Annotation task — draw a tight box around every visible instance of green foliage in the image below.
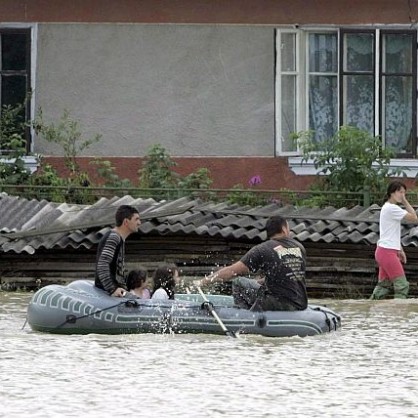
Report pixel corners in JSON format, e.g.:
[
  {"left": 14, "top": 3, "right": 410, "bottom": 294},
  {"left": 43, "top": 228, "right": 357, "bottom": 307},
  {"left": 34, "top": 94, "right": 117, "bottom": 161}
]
[
  {"left": 226, "top": 175, "right": 275, "bottom": 206},
  {"left": 29, "top": 161, "right": 64, "bottom": 186},
  {"left": 297, "top": 126, "right": 404, "bottom": 205},
  {"left": 28, "top": 161, "right": 67, "bottom": 201},
  {"left": 0, "top": 101, "right": 26, "bottom": 153},
  {"left": 177, "top": 168, "right": 213, "bottom": 190},
  {"left": 31, "top": 108, "right": 104, "bottom": 203},
  {"left": 0, "top": 156, "right": 30, "bottom": 185},
  {"left": 225, "top": 179, "right": 281, "bottom": 207},
  {"left": 276, "top": 189, "right": 298, "bottom": 206},
  {"left": 138, "top": 144, "right": 213, "bottom": 199},
  {"left": 33, "top": 108, "right": 101, "bottom": 176},
  {"left": 226, "top": 184, "right": 264, "bottom": 206},
  {"left": 138, "top": 144, "right": 179, "bottom": 189},
  {"left": 90, "top": 158, "right": 133, "bottom": 189},
  {"left": 177, "top": 168, "right": 214, "bottom": 200},
  {"left": 0, "top": 101, "right": 31, "bottom": 184}
]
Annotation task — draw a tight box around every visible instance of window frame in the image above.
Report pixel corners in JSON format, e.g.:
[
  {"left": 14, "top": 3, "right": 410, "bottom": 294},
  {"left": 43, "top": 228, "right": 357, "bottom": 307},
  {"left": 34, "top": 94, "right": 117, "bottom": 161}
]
[
  {"left": 306, "top": 29, "right": 339, "bottom": 143},
  {"left": 378, "top": 29, "right": 417, "bottom": 158},
  {"left": 339, "top": 28, "right": 376, "bottom": 137},
  {"left": 275, "top": 29, "right": 304, "bottom": 156},
  {"left": 278, "top": 26, "right": 418, "bottom": 166},
  {"left": 0, "top": 27, "right": 32, "bottom": 154}
]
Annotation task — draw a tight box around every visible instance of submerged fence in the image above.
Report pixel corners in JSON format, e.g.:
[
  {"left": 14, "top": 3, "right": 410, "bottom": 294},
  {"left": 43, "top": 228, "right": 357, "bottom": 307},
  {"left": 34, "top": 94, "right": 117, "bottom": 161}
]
[{"left": 0, "top": 184, "right": 392, "bottom": 208}]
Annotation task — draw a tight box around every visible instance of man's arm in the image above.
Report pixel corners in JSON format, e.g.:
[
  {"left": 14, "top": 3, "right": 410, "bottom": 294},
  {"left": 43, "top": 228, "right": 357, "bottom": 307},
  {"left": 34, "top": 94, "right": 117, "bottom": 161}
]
[
  {"left": 96, "top": 234, "right": 121, "bottom": 294},
  {"left": 200, "top": 261, "right": 249, "bottom": 287}
]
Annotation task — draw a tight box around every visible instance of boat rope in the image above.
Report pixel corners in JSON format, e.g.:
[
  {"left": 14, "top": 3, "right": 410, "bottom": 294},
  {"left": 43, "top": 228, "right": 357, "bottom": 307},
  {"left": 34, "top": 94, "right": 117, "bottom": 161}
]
[
  {"left": 22, "top": 299, "right": 139, "bottom": 331},
  {"left": 55, "top": 299, "right": 140, "bottom": 329},
  {"left": 55, "top": 299, "right": 203, "bottom": 331},
  {"left": 312, "top": 306, "right": 340, "bottom": 332}
]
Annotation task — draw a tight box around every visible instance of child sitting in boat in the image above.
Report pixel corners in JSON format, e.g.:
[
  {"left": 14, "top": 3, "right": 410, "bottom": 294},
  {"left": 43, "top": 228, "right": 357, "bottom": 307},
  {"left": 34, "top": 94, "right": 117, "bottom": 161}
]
[
  {"left": 151, "top": 263, "right": 179, "bottom": 300},
  {"left": 126, "top": 267, "right": 151, "bottom": 299}
]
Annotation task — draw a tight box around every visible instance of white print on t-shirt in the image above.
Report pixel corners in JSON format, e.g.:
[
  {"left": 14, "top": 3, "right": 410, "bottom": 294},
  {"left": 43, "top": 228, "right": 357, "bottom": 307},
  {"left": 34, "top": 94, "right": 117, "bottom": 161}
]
[
  {"left": 273, "top": 245, "right": 304, "bottom": 281},
  {"left": 273, "top": 245, "right": 302, "bottom": 259}
]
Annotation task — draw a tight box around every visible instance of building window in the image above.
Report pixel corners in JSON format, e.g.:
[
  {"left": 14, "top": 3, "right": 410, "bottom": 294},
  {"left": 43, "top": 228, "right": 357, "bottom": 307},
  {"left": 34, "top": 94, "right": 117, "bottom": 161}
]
[
  {"left": 276, "top": 31, "right": 300, "bottom": 153},
  {"left": 276, "top": 28, "right": 417, "bottom": 158},
  {"left": 340, "top": 30, "right": 375, "bottom": 135},
  {"left": 0, "top": 29, "right": 31, "bottom": 154},
  {"left": 380, "top": 31, "right": 416, "bottom": 157},
  {"left": 309, "top": 32, "right": 338, "bottom": 142}
]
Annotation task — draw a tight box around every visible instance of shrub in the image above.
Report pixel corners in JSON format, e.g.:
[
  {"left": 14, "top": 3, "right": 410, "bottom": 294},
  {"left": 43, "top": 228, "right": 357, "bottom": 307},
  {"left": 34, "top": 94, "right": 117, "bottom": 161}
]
[
  {"left": 138, "top": 144, "right": 179, "bottom": 189},
  {"left": 297, "top": 125, "right": 405, "bottom": 206},
  {"left": 33, "top": 108, "right": 101, "bottom": 178},
  {"left": 90, "top": 158, "right": 133, "bottom": 189},
  {"left": 138, "top": 144, "right": 213, "bottom": 199},
  {"left": 0, "top": 101, "right": 31, "bottom": 185},
  {"left": 28, "top": 161, "right": 67, "bottom": 201}
]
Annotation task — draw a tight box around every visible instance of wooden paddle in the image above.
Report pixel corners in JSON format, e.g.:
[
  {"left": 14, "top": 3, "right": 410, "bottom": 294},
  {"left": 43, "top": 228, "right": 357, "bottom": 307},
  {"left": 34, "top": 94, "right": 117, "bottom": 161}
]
[{"left": 197, "top": 286, "right": 237, "bottom": 338}]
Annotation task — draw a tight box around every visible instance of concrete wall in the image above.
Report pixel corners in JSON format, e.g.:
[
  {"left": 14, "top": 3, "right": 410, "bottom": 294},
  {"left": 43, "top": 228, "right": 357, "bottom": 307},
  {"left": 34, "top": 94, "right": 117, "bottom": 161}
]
[
  {"left": 7, "top": 0, "right": 416, "bottom": 189},
  {"left": 35, "top": 23, "right": 275, "bottom": 157}
]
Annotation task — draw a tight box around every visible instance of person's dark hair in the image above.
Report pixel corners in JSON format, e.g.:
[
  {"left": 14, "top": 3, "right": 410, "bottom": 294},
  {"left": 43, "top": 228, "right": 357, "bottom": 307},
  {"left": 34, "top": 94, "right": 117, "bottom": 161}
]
[
  {"left": 126, "top": 267, "right": 148, "bottom": 291},
  {"left": 115, "top": 205, "right": 139, "bottom": 227},
  {"left": 152, "top": 263, "right": 178, "bottom": 300},
  {"left": 265, "top": 215, "right": 288, "bottom": 239},
  {"left": 383, "top": 181, "right": 407, "bottom": 204}
]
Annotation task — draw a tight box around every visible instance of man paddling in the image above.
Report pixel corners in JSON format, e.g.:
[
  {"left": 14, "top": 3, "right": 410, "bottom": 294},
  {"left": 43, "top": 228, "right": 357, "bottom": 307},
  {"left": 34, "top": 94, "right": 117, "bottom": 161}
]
[
  {"left": 199, "top": 215, "right": 308, "bottom": 311},
  {"left": 95, "top": 205, "right": 141, "bottom": 297}
]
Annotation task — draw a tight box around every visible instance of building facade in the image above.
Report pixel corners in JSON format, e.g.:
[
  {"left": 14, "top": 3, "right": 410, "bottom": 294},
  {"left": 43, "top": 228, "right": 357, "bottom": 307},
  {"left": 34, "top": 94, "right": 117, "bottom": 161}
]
[{"left": 2, "top": 0, "right": 418, "bottom": 189}]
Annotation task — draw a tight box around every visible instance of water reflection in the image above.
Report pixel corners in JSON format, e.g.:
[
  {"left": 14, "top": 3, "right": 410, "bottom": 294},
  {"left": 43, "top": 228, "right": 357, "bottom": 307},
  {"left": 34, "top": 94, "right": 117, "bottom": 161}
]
[{"left": 1, "top": 293, "right": 418, "bottom": 417}]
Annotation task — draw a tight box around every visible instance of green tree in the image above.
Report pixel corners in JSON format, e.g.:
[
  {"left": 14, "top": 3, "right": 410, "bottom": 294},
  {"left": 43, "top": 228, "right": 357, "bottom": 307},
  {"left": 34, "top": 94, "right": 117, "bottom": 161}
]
[
  {"left": 33, "top": 109, "right": 101, "bottom": 177},
  {"left": 297, "top": 126, "right": 405, "bottom": 205},
  {"left": 32, "top": 109, "right": 102, "bottom": 203},
  {"left": 90, "top": 158, "right": 133, "bottom": 188},
  {"left": 138, "top": 144, "right": 213, "bottom": 200},
  {"left": 177, "top": 168, "right": 213, "bottom": 190},
  {"left": 138, "top": 144, "right": 179, "bottom": 189},
  {"left": 0, "top": 101, "right": 31, "bottom": 184}
]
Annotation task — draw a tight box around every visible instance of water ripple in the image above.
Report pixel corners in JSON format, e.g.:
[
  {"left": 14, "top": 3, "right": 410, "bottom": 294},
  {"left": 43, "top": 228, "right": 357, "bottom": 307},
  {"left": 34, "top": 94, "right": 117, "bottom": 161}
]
[{"left": 1, "top": 294, "right": 418, "bottom": 417}]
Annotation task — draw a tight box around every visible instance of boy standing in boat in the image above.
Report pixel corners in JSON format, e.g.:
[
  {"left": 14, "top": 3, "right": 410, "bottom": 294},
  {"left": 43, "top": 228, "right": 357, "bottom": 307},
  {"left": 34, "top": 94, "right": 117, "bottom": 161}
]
[
  {"left": 199, "top": 215, "right": 308, "bottom": 311},
  {"left": 95, "top": 205, "right": 141, "bottom": 297}
]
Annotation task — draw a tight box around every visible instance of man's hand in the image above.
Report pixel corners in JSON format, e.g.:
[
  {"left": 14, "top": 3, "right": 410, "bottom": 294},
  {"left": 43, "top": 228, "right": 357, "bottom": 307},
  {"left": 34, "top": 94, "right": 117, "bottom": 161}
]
[
  {"left": 399, "top": 250, "right": 407, "bottom": 264},
  {"left": 111, "top": 287, "right": 126, "bottom": 297},
  {"left": 192, "top": 279, "right": 203, "bottom": 288}
]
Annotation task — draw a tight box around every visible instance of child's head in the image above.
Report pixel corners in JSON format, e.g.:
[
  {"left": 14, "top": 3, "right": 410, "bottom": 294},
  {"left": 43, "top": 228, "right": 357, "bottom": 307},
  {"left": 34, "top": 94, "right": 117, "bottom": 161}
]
[
  {"left": 152, "top": 263, "right": 179, "bottom": 299},
  {"left": 126, "top": 267, "right": 148, "bottom": 291}
]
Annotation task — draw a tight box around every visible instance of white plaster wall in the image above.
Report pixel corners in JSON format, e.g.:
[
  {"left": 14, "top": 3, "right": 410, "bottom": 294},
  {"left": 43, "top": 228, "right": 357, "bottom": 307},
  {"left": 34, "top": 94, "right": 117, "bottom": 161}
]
[{"left": 34, "top": 23, "right": 275, "bottom": 157}]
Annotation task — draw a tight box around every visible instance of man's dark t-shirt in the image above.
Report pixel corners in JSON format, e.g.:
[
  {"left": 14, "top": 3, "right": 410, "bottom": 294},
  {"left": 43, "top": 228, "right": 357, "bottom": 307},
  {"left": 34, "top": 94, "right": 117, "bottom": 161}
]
[{"left": 240, "top": 237, "right": 308, "bottom": 310}]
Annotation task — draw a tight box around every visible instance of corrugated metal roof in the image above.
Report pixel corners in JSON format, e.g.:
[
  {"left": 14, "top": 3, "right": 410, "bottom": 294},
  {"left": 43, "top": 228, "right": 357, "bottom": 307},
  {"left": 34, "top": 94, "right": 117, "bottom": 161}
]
[{"left": 0, "top": 192, "right": 416, "bottom": 254}]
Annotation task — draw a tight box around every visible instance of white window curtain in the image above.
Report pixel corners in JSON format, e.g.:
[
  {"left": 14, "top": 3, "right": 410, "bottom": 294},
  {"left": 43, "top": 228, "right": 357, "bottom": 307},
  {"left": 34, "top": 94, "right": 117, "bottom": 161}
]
[
  {"left": 342, "top": 33, "right": 375, "bottom": 135},
  {"left": 308, "top": 33, "right": 338, "bottom": 141},
  {"left": 382, "top": 33, "right": 414, "bottom": 154}
]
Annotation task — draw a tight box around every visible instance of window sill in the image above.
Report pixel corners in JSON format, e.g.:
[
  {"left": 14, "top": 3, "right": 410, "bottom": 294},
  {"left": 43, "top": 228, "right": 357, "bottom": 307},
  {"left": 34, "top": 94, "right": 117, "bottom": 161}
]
[{"left": 288, "top": 157, "right": 418, "bottom": 178}]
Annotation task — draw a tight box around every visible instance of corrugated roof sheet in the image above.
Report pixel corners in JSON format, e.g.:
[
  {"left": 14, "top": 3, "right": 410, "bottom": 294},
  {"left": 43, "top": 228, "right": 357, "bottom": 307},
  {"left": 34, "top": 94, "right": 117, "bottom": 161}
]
[{"left": 0, "top": 192, "right": 417, "bottom": 254}]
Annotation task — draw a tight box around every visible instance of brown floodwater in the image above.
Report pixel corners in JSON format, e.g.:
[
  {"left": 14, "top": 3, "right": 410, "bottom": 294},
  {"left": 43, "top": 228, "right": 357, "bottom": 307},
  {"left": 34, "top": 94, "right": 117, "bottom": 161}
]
[{"left": 1, "top": 292, "right": 418, "bottom": 417}]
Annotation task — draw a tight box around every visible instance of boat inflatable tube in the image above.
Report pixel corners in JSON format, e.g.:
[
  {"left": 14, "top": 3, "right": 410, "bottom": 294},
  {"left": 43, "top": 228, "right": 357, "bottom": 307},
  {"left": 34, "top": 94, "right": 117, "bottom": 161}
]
[{"left": 26, "top": 280, "right": 341, "bottom": 337}]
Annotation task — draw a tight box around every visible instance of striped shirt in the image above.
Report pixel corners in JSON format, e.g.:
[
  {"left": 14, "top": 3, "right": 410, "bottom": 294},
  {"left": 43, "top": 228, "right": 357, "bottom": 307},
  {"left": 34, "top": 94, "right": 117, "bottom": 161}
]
[{"left": 94, "top": 230, "right": 126, "bottom": 294}]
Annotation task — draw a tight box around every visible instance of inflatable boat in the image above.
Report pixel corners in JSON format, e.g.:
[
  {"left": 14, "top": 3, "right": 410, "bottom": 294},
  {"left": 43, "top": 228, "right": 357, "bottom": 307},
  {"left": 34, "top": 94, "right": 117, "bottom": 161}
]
[{"left": 26, "top": 280, "right": 341, "bottom": 337}]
